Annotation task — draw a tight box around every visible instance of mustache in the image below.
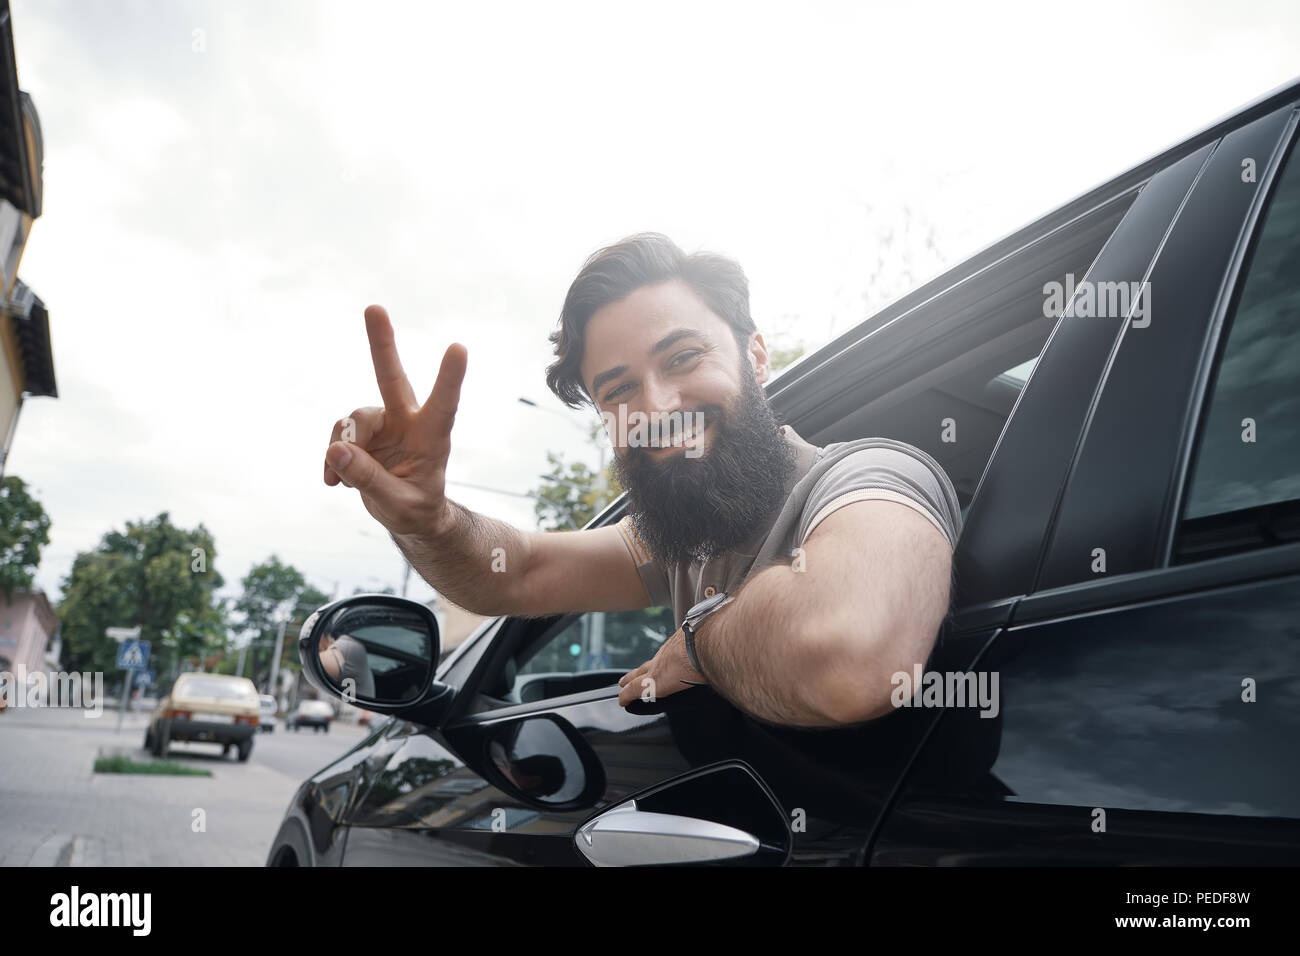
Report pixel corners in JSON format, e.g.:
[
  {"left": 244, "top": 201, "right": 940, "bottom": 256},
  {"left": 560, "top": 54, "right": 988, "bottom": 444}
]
[{"left": 619, "top": 405, "right": 723, "bottom": 460}]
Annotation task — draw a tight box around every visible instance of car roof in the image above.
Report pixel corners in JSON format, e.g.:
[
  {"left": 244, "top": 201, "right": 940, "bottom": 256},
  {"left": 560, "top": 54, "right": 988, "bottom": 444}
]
[{"left": 766, "top": 74, "right": 1300, "bottom": 399}]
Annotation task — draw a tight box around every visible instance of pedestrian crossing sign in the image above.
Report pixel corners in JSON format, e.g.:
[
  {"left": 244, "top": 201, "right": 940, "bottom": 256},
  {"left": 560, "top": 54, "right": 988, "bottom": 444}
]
[{"left": 116, "top": 640, "right": 151, "bottom": 670}]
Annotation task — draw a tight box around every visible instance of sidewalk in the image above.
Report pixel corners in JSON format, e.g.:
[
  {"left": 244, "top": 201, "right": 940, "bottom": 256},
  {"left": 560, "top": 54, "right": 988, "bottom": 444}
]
[{"left": 0, "top": 706, "right": 314, "bottom": 866}]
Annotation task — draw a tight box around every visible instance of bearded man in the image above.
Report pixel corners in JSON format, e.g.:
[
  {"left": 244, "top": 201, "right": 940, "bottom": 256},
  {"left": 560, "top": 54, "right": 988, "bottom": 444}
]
[{"left": 323, "top": 233, "right": 960, "bottom": 727}]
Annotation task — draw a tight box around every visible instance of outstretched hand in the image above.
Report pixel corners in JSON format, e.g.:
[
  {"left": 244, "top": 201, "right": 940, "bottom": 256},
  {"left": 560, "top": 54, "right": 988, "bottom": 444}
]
[{"left": 323, "top": 305, "right": 467, "bottom": 539}]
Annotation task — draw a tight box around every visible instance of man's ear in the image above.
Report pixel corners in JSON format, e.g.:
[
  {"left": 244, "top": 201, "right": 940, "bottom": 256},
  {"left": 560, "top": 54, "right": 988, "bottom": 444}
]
[{"left": 748, "top": 332, "right": 771, "bottom": 384}]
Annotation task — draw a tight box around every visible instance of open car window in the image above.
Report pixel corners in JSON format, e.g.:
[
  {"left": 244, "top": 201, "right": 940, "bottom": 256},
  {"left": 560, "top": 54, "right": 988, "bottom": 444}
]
[{"left": 476, "top": 603, "right": 674, "bottom": 708}]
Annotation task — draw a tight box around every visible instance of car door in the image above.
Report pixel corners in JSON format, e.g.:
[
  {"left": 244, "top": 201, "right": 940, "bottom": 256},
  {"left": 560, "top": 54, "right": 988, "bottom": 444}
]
[{"left": 870, "top": 100, "right": 1300, "bottom": 865}]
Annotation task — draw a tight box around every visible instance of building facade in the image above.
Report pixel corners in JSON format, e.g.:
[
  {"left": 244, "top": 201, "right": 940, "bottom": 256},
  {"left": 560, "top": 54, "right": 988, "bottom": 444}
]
[
  {"left": 0, "top": 4, "right": 52, "bottom": 473},
  {"left": 0, "top": 588, "right": 56, "bottom": 675}
]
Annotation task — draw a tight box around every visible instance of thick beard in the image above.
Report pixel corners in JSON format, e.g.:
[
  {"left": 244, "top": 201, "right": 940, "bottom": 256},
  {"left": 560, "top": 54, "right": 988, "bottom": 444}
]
[{"left": 613, "top": 363, "right": 797, "bottom": 567}]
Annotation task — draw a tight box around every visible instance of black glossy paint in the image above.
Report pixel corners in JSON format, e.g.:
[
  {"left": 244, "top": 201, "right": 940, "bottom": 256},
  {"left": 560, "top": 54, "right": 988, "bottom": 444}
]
[{"left": 872, "top": 568, "right": 1300, "bottom": 865}]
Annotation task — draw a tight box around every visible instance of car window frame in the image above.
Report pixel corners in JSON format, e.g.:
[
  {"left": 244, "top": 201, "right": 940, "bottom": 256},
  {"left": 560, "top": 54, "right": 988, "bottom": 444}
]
[
  {"left": 1029, "top": 102, "right": 1300, "bottom": 597},
  {"left": 1167, "top": 111, "right": 1300, "bottom": 564},
  {"left": 1013, "top": 102, "right": 1300, "bottom": 626},
  {"left": 948, "top": 163, "right": 1198, "bottom": 615}
]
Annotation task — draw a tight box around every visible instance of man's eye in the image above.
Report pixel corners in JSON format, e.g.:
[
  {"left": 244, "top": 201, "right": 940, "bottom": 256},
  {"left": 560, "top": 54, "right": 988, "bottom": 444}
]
[{"left": 669, "top": 349, "right": 701, "bottom": 368}]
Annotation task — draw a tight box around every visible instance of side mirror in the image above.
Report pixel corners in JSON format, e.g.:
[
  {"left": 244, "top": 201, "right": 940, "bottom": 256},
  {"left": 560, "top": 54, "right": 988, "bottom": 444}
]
[{"left": 298, "top": 594, "right": 455, "bottom": 724}]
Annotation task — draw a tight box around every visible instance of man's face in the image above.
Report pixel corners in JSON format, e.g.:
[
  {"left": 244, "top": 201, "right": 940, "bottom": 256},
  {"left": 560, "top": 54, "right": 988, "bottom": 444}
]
[
  {"left": 581, "top": 279, "right": 764, "bottom": 457},
  {"left": 579, "top": 279, "right": 796, "bottom": 566}
]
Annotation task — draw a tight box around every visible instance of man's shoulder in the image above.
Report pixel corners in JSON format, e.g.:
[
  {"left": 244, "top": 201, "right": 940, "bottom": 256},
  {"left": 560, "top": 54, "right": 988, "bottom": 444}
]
[{"left": 792, "top": 435, "right": 963, "bottom": 549}]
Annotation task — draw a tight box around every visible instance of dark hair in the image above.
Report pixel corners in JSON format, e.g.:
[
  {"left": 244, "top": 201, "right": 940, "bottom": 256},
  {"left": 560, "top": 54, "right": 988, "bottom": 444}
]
[{"left": 545, "top": 232, "right": 757, "bottom": 408}]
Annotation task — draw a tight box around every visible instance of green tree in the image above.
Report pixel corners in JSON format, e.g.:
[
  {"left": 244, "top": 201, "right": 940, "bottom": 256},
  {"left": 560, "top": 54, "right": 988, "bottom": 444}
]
[
  {"left": 58, "top": 513, "right": 225, "bottom": 679},
  {"left": 232, "top": 556, "right": 329, "bottom": 691},
  {"left": 768, "top": 342, "right": 806, "bottom": 373},
  {"left": 533, "top": 450, "right": 622, "bottom": 531},
  {"left": 0, "top": 475, "right": 52, "bottom": 601}
]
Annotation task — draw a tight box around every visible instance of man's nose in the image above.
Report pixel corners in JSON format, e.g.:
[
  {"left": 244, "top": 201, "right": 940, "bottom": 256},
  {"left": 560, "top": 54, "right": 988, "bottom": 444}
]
[{"left": 639, "top": 371, "right": 683, "bottom": 418}]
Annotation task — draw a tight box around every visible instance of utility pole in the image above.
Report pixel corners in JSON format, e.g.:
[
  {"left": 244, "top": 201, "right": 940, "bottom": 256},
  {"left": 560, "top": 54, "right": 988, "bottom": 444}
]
[{"left": 267, "top": 616, "right": 288, "bottom": 697}]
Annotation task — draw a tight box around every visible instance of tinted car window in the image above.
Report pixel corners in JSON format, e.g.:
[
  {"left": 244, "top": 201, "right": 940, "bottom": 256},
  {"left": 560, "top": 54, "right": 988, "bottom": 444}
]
[
  {"left": 515, "top": 606, "right": 673, "bottom": 684},
  {"left": 1178, "top": 136, "right": 1300, "bottom": 560}
]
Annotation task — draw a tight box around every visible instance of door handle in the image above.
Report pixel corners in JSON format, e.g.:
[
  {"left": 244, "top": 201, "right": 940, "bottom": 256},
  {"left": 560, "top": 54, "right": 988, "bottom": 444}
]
[{"left": 575, "top": 799, "right": 761, "bottom": 866}]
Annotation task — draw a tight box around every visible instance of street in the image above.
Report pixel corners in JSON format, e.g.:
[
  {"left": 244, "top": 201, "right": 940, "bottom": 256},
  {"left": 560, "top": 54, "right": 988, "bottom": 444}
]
[{"left": 0, "top": 704, "right": 371, "bottom": 866}]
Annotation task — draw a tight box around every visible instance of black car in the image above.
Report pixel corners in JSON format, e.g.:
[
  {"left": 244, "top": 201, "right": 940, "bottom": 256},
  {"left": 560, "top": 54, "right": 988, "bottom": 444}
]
[{"left": 268, "top": 78, "right": 1300, "bottom": 866}]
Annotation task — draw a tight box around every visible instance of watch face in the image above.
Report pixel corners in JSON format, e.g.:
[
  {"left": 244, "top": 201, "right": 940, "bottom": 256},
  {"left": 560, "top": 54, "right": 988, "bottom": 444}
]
[{"left": 687, "top": 592, "right": 728, "bottom": 620}]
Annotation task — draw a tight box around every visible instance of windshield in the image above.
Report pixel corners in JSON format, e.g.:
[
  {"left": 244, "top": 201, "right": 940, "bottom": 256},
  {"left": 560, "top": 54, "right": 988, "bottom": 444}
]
[{"left": 177, "top": 677, "right": 257, "bottom": 700}]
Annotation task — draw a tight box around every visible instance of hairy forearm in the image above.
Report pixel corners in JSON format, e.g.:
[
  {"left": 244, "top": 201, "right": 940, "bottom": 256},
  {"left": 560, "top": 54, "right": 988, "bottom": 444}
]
[
  {"left": 692, "top": 506, "right": 953, "bottom": 729},
  {"left": 692, "top": 562, "right": 854, "bottom": 728},
  {"left": 390, "top": 498, "right": 532, "bottom": 617}
]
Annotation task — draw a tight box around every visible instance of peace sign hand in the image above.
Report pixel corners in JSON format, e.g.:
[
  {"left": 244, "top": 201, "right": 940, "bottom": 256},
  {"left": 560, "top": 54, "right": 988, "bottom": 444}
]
[{"left": 324, "top": 305, "right": 466, "bottom": 540}]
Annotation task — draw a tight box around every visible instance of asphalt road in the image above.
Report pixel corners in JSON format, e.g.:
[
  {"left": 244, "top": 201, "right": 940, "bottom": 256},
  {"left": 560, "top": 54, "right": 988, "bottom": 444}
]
[
  {"left": 159, "top": 715, "right": 374, "bottom": 782},
  {"left": 0, "top": 705, "right": 376, "bottom": 866}
]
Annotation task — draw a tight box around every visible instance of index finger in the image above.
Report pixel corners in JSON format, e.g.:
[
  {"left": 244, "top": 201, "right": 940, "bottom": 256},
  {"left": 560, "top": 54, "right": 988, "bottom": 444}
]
[{"left": 364, "top": 305, "right": 419, "bottom": 410}]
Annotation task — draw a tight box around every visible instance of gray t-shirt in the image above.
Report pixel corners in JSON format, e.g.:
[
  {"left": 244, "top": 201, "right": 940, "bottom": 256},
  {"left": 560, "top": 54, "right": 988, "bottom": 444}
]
[
  {"left": 617, "top": 425, "right": 963, "bottom": 627},
  {"left": 333, "top": 634, "right": 375, "bottom": 699}
]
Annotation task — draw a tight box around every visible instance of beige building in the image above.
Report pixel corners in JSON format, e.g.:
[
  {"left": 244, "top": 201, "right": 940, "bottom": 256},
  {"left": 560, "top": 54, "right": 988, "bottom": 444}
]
[
  {"left": 0, "top": 588, "right": 56, "bottom": 674},
  {"left": 0, "top": 12, "right": 52, "bottom": 473}
]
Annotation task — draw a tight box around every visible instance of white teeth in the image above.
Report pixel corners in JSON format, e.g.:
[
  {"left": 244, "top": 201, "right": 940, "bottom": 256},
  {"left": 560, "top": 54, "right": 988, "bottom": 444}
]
[{"left": 651, "top": 422, "right": 702, "bottom": 448}]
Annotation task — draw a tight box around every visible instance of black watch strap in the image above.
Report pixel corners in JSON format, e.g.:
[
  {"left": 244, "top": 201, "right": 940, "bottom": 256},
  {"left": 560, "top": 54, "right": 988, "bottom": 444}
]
[
  {"left": 682, "top": 593, "right": 733, "bottom": 680},
  {"left": 683, "top": 619, "right": 707, "bottom": 678}
]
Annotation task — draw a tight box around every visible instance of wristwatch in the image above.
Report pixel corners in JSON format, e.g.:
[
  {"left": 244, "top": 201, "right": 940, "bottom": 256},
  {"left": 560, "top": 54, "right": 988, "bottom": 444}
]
[{"left": 681, "top": 591, "right": 733, "bottom": 682}]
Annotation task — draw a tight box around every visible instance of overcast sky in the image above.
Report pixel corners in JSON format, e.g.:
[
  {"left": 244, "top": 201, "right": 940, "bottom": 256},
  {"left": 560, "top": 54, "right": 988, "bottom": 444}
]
[{"left": 9, "top": 0, "right": 1300, "bottom": 617}]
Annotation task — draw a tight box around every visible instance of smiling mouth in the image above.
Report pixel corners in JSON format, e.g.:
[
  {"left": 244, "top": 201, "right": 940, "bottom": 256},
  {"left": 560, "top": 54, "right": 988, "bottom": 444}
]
[{"left": 646, "top": 420, "right": 708, "bottom": 452}]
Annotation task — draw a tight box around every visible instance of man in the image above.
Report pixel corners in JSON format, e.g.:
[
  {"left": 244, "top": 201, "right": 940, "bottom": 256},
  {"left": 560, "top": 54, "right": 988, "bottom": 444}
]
[
  {"left": 318, "top": 630, "right": 376, "bottom": 701},
  {"left": 323, "top": 233, "right": 960, "bottom": 728}
]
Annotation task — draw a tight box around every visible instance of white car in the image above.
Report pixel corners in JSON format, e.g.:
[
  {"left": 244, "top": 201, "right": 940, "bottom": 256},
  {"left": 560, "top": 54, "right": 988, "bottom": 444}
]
[
  {"left": 287, "top": 699, "right": 333, "bottom": 732},
  {"left": 258, "top": 695, "right": 278, "bottom": 733}
]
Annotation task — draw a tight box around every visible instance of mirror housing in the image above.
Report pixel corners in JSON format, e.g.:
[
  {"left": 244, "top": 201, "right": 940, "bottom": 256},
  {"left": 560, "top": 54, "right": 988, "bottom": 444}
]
[{"left": 298, "top": 594, "right": 455, "bottom": 726}]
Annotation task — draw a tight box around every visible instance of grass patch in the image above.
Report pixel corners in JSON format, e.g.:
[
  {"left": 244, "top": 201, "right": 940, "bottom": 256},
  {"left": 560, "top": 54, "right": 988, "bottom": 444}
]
[{"left": 94, "top": 754, "right": 212, "bottom": 777}]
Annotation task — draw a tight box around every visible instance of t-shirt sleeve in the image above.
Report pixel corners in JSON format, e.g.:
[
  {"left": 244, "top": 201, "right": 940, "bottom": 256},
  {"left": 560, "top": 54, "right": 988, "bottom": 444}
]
[
  {"left": 616, "top": 516, "right": 673, "bottom": 608},
  {"left": 795, "top": 442, "right": 963, "bottom": 550},
  {"left": 337, "top": 636, "right": 364, "bottom": 671}
]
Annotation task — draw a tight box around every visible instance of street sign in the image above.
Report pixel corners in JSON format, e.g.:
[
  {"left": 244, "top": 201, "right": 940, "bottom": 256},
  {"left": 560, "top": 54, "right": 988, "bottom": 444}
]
[
  {"left": 135, "top": 669, "right": 154, "bottom": 687},
  {"left": 116, "top": 640, "right": 151, "bottom": 670},
  {"left": 105, "top": 626, "right": 142, "bottom": 643}
]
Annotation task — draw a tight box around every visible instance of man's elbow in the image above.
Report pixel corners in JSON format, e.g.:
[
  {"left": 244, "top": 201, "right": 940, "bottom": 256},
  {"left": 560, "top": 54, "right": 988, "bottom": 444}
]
[
  {"left": 816, "top": 676, "right": 898, "bottom": 726},
  {"left": 809, "top": 617, "right": 938, "bottom": 726}
]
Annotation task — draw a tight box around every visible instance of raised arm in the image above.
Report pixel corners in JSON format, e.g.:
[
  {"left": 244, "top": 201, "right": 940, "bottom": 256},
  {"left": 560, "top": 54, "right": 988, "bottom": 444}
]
[{"left": 323, "top": 306, "right": 649, "bottom": 618}]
